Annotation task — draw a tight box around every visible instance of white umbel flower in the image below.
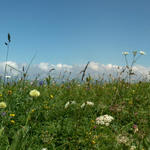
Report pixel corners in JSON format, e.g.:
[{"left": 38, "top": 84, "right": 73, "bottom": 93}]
[
  {"left": 96, "top": 114, "right": 114, "bottom": 126},
  {"left": 139, "top": 51, "right": 146, "bottom": 55},
  {"left": 122, "top": 52, "right": 129, "bottom": 55},
  {"left": 130, "top": 145, "right": 136, "bottom": 150}
]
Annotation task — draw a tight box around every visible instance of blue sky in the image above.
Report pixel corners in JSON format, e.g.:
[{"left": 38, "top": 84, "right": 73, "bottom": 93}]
[{"left": 0, "top": 0, "right": 150, "bottom": 67}]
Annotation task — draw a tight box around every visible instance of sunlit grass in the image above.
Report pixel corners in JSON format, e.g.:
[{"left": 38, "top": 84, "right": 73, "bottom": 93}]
[
  {"left": 0, "top": 77, "right": 149, "bottom": 150},
  {"left": 0, "top": 34, "right": 149, "bottom": 149}
]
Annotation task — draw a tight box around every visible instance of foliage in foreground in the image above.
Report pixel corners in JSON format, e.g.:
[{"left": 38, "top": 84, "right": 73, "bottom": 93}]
[{"left": 0, "top": 78, "right": 150, "bottom": 150}]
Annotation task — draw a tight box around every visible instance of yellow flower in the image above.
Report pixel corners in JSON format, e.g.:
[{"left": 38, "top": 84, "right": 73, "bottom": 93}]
[
  {"left": 91, "top": 120, "right": 95, "bottom": 123},
  {"left": 0, "top": 102, "right": 7, "bottom": 108},
  {"left": 50, "top": 95, "right": 53, "bottom": 98},
  {"left": 10, "top": 114, "right": 15, "bottom": 117},
  {"left": 31, "top": 109, "right": 35, "bottom": 113},
  {"left": 10, "top": 120, "right": 15, "bottom": 124},
  {"left": 128, "top": 100, "right": 133, "bottom": 105},
  {"left": 29, "top": 89, "right": 40, "bottom": 97},
  {"left": 8, "top": 90, "right": 12, "bottom": 95},
  {"left": 0, "top": 94, "right": 2, "bottom": 97},
  {"left": 91, "top": 140, "right": 96, "bottom": 144}
]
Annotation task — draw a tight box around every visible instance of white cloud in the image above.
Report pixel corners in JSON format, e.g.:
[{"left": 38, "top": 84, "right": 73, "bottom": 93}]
[
  {"left": 89, "top": 62, "right": 99, "bottom": 71},
  {"left": 0, "top": 61, "right": 149, "bottom": 81},
  {"left": 38, "top": 62, "right": 49, "bottom": 71}
]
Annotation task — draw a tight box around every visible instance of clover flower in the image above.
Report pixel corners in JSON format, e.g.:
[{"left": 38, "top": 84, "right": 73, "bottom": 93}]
[
  {"left": 29, "top": 89, "right": 40, "bottom": 97},
  {"left": 96, "top": 114, "right": 114, "bottom": 126},
  {"left": 81, "top": 102, "right": 86, "bottom": 108},
  {"left": 0, "top": 102, "right": 7, "bottom": 108}
]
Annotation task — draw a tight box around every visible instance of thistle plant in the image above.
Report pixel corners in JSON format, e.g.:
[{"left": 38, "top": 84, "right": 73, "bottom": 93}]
[{"left": 122, "top": 50, "right": 146, "bottom": 82}]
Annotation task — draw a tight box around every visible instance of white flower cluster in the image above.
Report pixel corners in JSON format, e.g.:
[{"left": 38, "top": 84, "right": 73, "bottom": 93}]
[
  {"left": 96, "top": 114, "right": 114, "bottom": 126},
  {"left": 122, "top": 50, "right": 146, "bottom": 56},
  {"left": 130, "top": 145, "right": 136, "bottom": 150},
  {"left": 81, "top": 101, "right": 94, "bottom": 108},
  {"left": 116, "top": 134, "right": 129, "bottom": 145},
  {"left": 65, "top": 101, "right": 76, "bottom": 109}
]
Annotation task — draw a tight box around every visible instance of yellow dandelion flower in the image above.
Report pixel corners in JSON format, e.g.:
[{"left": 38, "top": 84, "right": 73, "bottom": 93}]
[
  {"left": 10, "top": 120, "right": 15, "bottom": 124},
  {"left": 50, "top": 94, "right": 54, "bottom": 99},
  {"left": 10, "top": 114, "right": 15, "bottom": 117},
  {"left": 0, "top": 102, "right": 7, "bottom": 108}
]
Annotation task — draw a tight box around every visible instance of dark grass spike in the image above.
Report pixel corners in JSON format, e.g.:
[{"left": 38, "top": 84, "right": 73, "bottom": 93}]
[
  {"left": 49, "top": 68, "right": 55, "bottom": 73},
  {"left": 8, "top": 33, "right": 11, "bottom": 43},
  {"left": 80, "top": 61, "right": 90, "bottom": 81}
]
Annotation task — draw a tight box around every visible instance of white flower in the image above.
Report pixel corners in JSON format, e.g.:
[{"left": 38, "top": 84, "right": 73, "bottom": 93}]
[
  {"left": 96, "top": 114, "right": 114, "bottom": 126},
  {"left": 122, "top": 52, "right": 129, "bottom": 55},
  {"left": 71, "top": 101, "right": 76, "bottom": 105},
  {"left": 81, "top": 102, "right": 86, "bottom": 108},
  {"left": 117, "top": 134, "right": 129, "bottom": 144},
  {"left": 86, "top": 101, "right": 94, "bottom": 106},
  {"left": 139, "top": 51, "right": 146, "bottom": 55},
  {"left": 41, "top": 148, "right": 47, "bottom": 150},
  {"left": 29, "top": 89, "right": 40, "bottom": 97},
  {"left": 65, "top": 101, "right": 76, "bottom": 109},
  {"left": 0, "top": 102, "right": 7, "bottom": 108},
  {"left": 65, "top": 101, "right": 70, "bottom": 109},
  {"left": 5, "top": 75, "right": 11, "bottom": 79},
  {"left": 130, "top": 145, "right": 136, "bottom": 150}
]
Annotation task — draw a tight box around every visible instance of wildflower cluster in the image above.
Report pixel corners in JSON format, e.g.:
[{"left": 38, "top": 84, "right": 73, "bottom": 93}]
[
  {"left": 96, "top": 114, "right": 114, "bottom": 126},
  {"left": 65, "top": 101, "right": 76, "bottom": 109},
  {"left": 81, "top": 101, "right": 94, "bottom": 108}
]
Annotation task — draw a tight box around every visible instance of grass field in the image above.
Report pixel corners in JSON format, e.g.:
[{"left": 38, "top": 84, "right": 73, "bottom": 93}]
[
  {"left": 0, "top": 77, "right": 150, "bottom": 150},
  {"left": 0, "top": 35, "right": 149, "bottom": 149}
]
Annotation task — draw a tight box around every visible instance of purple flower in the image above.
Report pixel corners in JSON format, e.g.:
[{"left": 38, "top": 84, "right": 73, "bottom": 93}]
[
  {"left": 1, "top": 112, "right": 6, "bottom": 116},
  {"left": 39, "top": 80, "right": 44, "bottom": 86}
]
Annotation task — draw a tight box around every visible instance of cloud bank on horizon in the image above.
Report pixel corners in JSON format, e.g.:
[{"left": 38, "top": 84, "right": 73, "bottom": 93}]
[{"left": 1, "top": 61, "right": 150, "bottom": 82}]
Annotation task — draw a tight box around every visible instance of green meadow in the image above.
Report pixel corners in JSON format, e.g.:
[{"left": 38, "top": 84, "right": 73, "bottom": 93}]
[
  {"left": 0, "top": 34, "right": 149, "bottom": 150},
  {"left": 0, "top": 76, "right": 150, "bottom": 150}
]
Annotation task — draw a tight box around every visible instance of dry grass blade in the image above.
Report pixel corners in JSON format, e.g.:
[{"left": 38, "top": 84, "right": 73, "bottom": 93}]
[{"left": 80, "top": 61, "right": 90, "bottom": 81}]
